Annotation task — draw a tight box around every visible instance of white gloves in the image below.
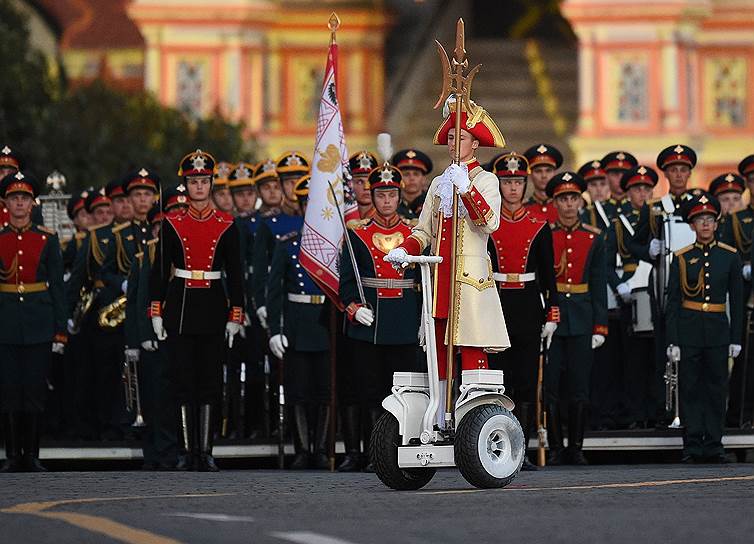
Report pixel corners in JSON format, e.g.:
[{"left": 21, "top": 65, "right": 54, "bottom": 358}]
[
  {"left": 591, "top": 334, "right": 605, "bottom": 350},
  {"left": 269, "top": 334, "right": 288, "bottom": 359},
  {"left": 151, "top": 316, "right": 167, "bottom": 341},
  {"left": 355, "top": 307, "right": 374, "bottom": 327},
  {"left": 541, "top": 321, "right": 557, "bottom": 348},
  {"left": 384, "top": 248, "right": 409, "bottom": 270},
  {"left": 141, "top": 340, "right": 158, "bottom": 352},
  {"left": 256, "top": 306, "right": 268, "bottom": 329},
  {"left": 66, "top": 318, "right": 77, "bottom": 335},
  {"left": 616, "top": 282, "right": 632, "bottom": 303},
  {"left": 121, "top": 280, "right": 128, "bottom": 294},
  {"left": 444, "top": 163, "right": 470, "bottom": 194},
  {"left": 743, "top": 264, "right": 752, "bottom": 281},
  {"left": 52, "top": 342, "right": 65, "bottom": 355},
  {"left": 729, "top": 344, "right": 742, "bottom": 358},
  {"left": 649, "top": 238, "right": 663, "bottom": 259},
  {"left": 667, "top": 345, "right": 681, "bottom": 363},
  {"left": 225, "top": 321, "right": 242, "bottom": 348},
  {"left": 124, "top": 348, "right": 140, "bottom": 363}
]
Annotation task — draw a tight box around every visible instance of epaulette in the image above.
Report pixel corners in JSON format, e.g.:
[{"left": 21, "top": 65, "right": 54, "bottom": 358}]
[
  {"left": 36, "top": 225, "right": 56, "bottom": 235},
  {"left": 135, "top": 251, "right": 144, "bottom": 260},
  {"left": 75, "top": 231, "right": 87, "bottom": 240},
  {"left": 582, "top": 223, "right": 602, "bottom": 235},
  {"left": 674, "top": 244, "right": 694, "bottom": 257},
  {"left": 279, "top": 231, "right": 298, "bottom": 242},
  {"left": 146, "top": 238, "right": 159, "bottom": 246},
  {"left": 112, "top": 221, "right": 131, "bottom": 234},
  {"left": 608, "top": 198, "right": 617, "bottom": 205},
  {"left": 400, "top": 217, "right": 414, "bottom": 226},
  {"left": 346, "top": 218, "right": 370, "bottom": 230},
  {"left": 718, "top": 241, "right": 737, "bottom": 253}
]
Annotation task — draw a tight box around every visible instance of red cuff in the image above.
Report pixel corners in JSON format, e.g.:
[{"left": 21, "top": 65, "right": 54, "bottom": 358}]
[
  {"left": 53, "top": 333, "right": 68, "bottom": 344},
  {"left": 345, "top": 302, "right": 363, "bottom": 323},
  {"left": 593, "top": 325, "right": 608, "bottom": 336},
  {"left": 228, "top": 306, "right": 244, "bottom": 324},
  {"left": 460, "top": 184, "right": 494, "bottom": 226},
  {"left": 546, "top": 306, "right": 560, "bottom": 323},
  {"left": 400, "top": 235, "right": 422, "bottom": 256},
  {"left": 148, "top": 301, "right": 162, "bottom": 318}
]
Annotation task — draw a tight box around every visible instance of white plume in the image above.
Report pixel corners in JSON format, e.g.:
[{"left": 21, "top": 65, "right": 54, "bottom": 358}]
[{"left": 377, "top": 133, "right": 393, "bottom": 164}]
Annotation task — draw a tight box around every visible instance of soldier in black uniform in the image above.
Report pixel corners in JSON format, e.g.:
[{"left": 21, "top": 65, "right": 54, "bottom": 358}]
[
  {"left": 0, "top": 172, "right": 67, "bottom": 472},
  {"left": 267, "top": 175, "right": 332, "bottom": 469},
  {"left": 487, "top": 152, "right": 559, "bottom": 470},
  {"left": 392, "top": 148, "right": 432, "bottom": 220},
  {"left": 666, "top": 192, "right": 743, "bottom": 462},
  {"left": 149, "top": 150, "right": 244, "bottom": 472},
  {"left": 211, "top": 161, "right": 235, "bottom": 214}
]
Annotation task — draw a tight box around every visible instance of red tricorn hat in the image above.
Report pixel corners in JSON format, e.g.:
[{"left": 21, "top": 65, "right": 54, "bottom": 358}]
[{"left": 433, "top": 99, "right": 505, "bottom": 148}]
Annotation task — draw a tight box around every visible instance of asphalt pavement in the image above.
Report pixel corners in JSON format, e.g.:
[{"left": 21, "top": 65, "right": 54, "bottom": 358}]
[{"left": 1, "top": 464, "right": 753, "bottom": 544}]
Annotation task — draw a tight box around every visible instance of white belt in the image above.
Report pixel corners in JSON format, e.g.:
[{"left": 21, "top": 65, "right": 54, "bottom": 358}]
[
  {"left": 175, "top": 268, "right": 222, "bottom": 280},
  {"left": 287, "top": 293, "right": 326, "bottom": 304},
  {"left": 361, "top": 277, "right": 415, "bottom": 289},
  {"left": 493, "top": 272, "right": 536, "bottom": 283}
]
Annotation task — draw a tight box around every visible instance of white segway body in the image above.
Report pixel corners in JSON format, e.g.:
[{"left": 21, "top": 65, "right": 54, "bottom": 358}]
[{"left": 371, "top": 256, "right": 525, "bottom": 490}]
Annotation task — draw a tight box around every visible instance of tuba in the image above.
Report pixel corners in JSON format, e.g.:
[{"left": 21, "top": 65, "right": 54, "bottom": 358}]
[{"left": 98, "top": 295, "right": 127, "bottom": 330}]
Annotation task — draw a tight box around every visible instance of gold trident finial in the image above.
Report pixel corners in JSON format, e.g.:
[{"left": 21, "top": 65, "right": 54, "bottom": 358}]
[
  {"left": 433, "top": 19, "right": 481, "bottom": 114},
  {"left": 329, "top": 12, "right": 341, "bottom": 45}
]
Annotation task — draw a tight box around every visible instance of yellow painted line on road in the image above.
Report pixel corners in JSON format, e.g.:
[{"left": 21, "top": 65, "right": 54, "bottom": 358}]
[
  {"left": 419, "top": 474, "right": 754, "bottom": 495},
  {"left": 1, "top": 492, "right": 235, "bottom": 544}
]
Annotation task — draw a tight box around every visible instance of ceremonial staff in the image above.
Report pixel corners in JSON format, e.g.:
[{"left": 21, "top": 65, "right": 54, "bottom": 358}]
[{"left": 434, "top": 19, "right": 481, "bottom": 426}]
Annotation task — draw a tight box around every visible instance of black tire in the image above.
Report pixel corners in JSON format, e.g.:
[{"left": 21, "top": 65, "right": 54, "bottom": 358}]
[
  {"left": 455, "top": 404, "right": 524, "bottom": 489},
  {"left": 370, "top": 412, "right": 436, "bottom": 491}
]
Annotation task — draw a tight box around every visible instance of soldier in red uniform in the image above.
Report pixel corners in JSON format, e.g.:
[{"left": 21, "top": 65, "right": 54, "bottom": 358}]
[
  {"left": 149, "top": 150, "right": 245, "bottom": 472},
  {"left": 488, "top": 152, "right": 559, "bottom": 471},
  {"left": 0, "top": 172, "right": 67, "bottom": 472},
  {"left": 339, "top": 163, "right": 419, "bottom": 471},
  {"left": 523, "top": 143, "right": 563, "bottom": 223},
  {"left": 0, "top": 146, "right": 22, "bottom": 227},
  {"left": 544, "top": 172, "right": 608, "bottom": 465},
  {"left": 347, "top": 151, "right": 379, "bottom": 224}
]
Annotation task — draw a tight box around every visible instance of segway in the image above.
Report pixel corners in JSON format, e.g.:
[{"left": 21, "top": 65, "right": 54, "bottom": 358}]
[{"left": 370, "top": 254, "right": 525, "bottom": 490}]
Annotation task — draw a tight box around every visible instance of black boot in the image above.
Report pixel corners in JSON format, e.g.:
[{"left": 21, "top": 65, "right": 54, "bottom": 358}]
[
  {"left": 175, "top": 404, "right": 195, "bottom": 471},
  {"left": 290, "top": 404, "right": 310, "bottom": 469},
  {"left": 362, "top": 407, "right": 382, "bottom": 472},
  {"left": 23, "top": 413, "right": 47, "bottom": 472},
  {"left": 337, "top": 405, "right": 362, "bottom": 472},
  {"left": 312, "top": 405, "right": 331, "bottom": 470},
  {"left": 0, "top": 413, "right": 23, "bottom": 473},
  {"left": 197, "top": 404, "right": 219, "bottom": 472},
  {"left": 517, "top": 402, "right": 539, "bottom": 471},
  {"left": 545, "top": 402, "right": 565, "bottom": 465},
  {"left": 568, "top": 402, "right": 589, "bottom": 466}
]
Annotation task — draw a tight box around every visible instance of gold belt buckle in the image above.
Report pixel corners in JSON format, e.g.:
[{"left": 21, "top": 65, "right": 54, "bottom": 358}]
[
  {"left": 17, "top": 284, "right": 25, "bottom": 294},
  {"left": 702, "top": 302, "right": 709, "bottom": 312},
  {"left": 313, "top": 295, "right": 324, "bottom": 304},
  {"left": 191, "top": 270, "right": 203, "bottom": 280},
  {"left": 506, "top": 273, "right": 519, "bottom": 282}
]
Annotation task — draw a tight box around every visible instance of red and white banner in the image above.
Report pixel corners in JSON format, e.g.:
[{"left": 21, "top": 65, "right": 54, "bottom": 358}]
[{"left": 300, "top": 41, "right": 357, "bottom": 308}]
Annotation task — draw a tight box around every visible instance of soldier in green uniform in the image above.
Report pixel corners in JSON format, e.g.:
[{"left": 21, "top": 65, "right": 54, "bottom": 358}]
[
  {"left": 666, "top": 192, "right": 743, "bottom": 463},
  {"left": 392, "top": 148, "right": 432, "bottom": 220},
  {"left": 267, "top": 175, "right": 331, "bottom": 469},
  {"left": 579, "top": 160, "right": 618, "bottom": 230},
  {"left": 0, "top": 172, "right": 67, "bottom": 472},
  {"left": 609, "top": 166, "right": 659, "bottom": 428},
  {"left": 601, "top": 151, "right": 638, "bottom": 204},
  {"left": 62, "top": 190, "right": 92, "bottom": 272},
  {"left": 544, "top": 172, "right": 608, "bottom": 465}
]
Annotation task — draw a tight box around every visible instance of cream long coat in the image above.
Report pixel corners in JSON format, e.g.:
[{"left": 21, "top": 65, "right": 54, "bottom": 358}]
[{"left": 409, "top": 165, "right": 510, "bottom": 352}]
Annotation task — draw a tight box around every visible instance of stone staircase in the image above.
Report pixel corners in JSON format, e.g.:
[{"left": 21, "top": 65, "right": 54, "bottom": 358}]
[{"left": 388, "top": 38, "right": 579, "bottom": 172}]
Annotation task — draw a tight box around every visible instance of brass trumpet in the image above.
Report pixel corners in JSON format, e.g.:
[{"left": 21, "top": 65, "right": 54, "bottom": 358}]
[
  {"left": 98, "top": 295, "right": 127, "bottom": 329},
  {"left": 123, "top": 355, "right": 145, "bottom": 428},
  {"left": 664, "top": 346, "right": 681, "bottom": 428},
  {"left": 70, "top": 286, "right": 95, "bottom": 334}
]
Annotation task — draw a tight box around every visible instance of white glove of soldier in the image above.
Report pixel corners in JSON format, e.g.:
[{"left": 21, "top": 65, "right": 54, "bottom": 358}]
[
  {"left": 444, "top": 163, "right": 470, "bottom": 194},
  {"left": 66, "top": 318, "right": 77, "bottom": 335},
  {"left": 225, "top": 321, "right": 242, "bottom": 348},
  {"left": 269, "top": 334, "right": 288, "bottom": 359},
  {"left": 141, "top": 340, "right": 158, "bottom": 352},
  {"left": 649, "top": 238, "right": 663, "bottom": 259},
  {"left": 743, "top": 264, "right": 752, "bottom": 281},
  {"left": 591, "top": 334, "right": 606, "bottom": 350},
  {"left": 729, "top": 344, "right": 742, "bottom": 358},
  {"left": 541, "top": 321, "right": 557, "bottom": 349},
  {"left": 256, "top": 306, "right": 268, "bottom": 329},
  {"left": 51, "top": 342, "right": 65, "bottom": 355},
  {"left": 616, "top": 282, "right": 632, "bottom": 303},
  {"left": 384, "top": 248, "right": 409, "bottom": 270},
  {"left": 121, "top": 280, "right": 128, "bottom": 294},
  {"left": 240, "top": 312, "right": 250, "bottom": 339},
  {"left": 124, "top": 348, "right": 140, "bottom": 363},
  {"left": 667, "top": 345, "right": 681, "bottom": 363},
  {"left": 151, "top": 316, "right": 167, "bottom": 341},
  {"left": 355, "top": 307, "right": 374, "bottom": 327}
]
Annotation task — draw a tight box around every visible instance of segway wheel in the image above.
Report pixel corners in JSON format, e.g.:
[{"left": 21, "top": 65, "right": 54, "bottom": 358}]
[
  {"left": 370, "top": 412, "right": 436, "bottom": 491},
  {"left": 455, "top": 404, "right": 524, "bottom": 489}
]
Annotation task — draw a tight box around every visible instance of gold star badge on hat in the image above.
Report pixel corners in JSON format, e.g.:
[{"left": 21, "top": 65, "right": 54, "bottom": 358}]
[
  {"left": 591, "top": 160, "right": 601, "bottom": 168},
  {"left": 139, "top": 168, "right": 149, "bottom": 177},
  {"left": 674, "top": 145, "right": 684, "bottom": 154},
  {"left": 638, "top": 166, "right": 647, "bottom": 175},
  {"left": 537, "top": 145, "right": 548, "bottom": 154},
  {"left": 563, "top": 173, "right": 572, "bottom": 181},
  {"left": 1, "top": 146, "right": 11, "bottom": 155},
  {"left": 617, "top": 152, "right": 626, "bottom": 160},
  {"left": 699, "top": 195, "right": 709, "bottom": 204},
  {"left": 725, "top": 174, "right": 735, "bottom": 182},
  {"left": 406, "top": 150, "right": 417, "bottom": 159},
  {"left": 506, "top": 157, "right": 520, "bottom": 172}
]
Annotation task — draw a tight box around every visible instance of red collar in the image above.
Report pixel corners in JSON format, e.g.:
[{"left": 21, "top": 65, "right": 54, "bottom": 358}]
[
  {"left": 373, "top": 213, "right": 401, "bottom": 228},
  {"left": 464, "top": 158, "right": 481, "bottom": 171},
  {"left": 188, "top": 204, "right": 213, "bottom": 220},
  {"left": 501, "top": 206, "right": 527, "bottom": 221}
]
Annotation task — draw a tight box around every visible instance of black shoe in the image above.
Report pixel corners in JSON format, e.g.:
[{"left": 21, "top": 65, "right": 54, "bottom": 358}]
[
  {"left": 704, "top": 454, "right": 729, "bottom": 464},
  {"left": 337, "top": 453, "right": 362, "bottom": 472},
  {"left": 312, "top": 453, "right": 329, "bottom": 470},
  {"left": 197, "top": 404, "right": 219, "bottom": 472},
  {"left": 197, "top": 454, "right": 220, "bottom": 472},
  {"left": 176, "top": 404, "right": 196, "bottom": 471},
  {"left": 521, "top": 456, "right": 539, "bottom": 471},
  {"left": 290, "top": 453, "right": 310, "bottom": 470},
  {"left": 545, "top": 402, "right": 564, "bottom": 465},
  {"left": 567, "top": 402, "right": 589, "bottom": 466},
  {"left": 175, "top": 454, "right": 194, "bottom": 471},
  {"left": 141, "top": 461, "right": 158, "bottom": 471},
  {"left": 546, "top": 449, "right": 565, "bottom": 466},
  {"left": 290, "top": 404, "right": 310, "bottom": 470},
  {"left": 337, "top": 405, "right": 362, "bottom": 472},
  {"left": 23, "top": 413, "right": 47, "bottom": 472},
  {"left": 313, "top": 405, "right": 331, "bottom": 471},
  {"left": 681, "top": 454, "right": 698, "bottom": 464},
  {"left": 1, "top": 413, "right": 22, "bottom": 473},
  {"left": 25, "top": 457, "right": 48, "bottom": 473},
  {"left": 569, "top": 449, "right": 589, "bottom": 466}
]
